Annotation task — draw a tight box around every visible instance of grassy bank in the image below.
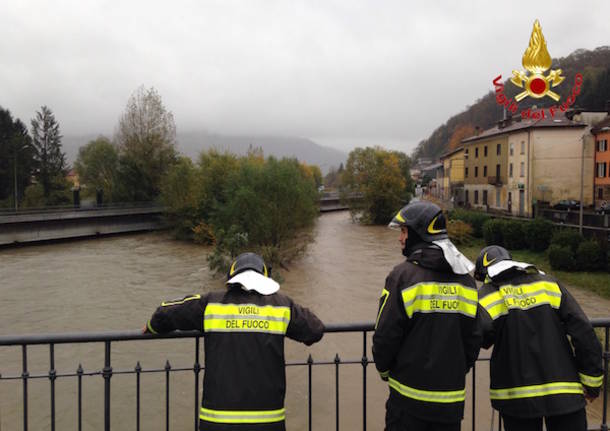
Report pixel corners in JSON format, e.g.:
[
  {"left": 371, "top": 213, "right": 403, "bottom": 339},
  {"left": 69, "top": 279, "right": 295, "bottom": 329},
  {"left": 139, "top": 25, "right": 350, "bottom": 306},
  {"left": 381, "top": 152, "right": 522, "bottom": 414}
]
[{"left": 460, "top": 239, "right": 610, "bottom": 299}]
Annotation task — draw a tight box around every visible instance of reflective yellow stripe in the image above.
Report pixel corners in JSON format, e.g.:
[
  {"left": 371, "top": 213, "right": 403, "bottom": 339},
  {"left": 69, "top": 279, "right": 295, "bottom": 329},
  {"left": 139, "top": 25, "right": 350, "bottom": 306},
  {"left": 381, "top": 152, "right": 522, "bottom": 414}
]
[
  {"left": 388, "top": 378, "right": 465, "bottom": 403},
  {"left": 375, "top": 288, "right": 390, "bottom": 329},
  {"left": 203, "top": 303, "right": 290, "bottom": 334},
  {"left": 379, "top": 370, "right": 390, "bottom": 379},
  {"left": 395, "top": 211, "right": 405, "bottom": 223},
  {"left": 401, "top": 283, "right": 478, "bottom": 318},
  {"left": 161, "top": 294, "right": 201, "bottom": 307},
  {"left": 490, "top": 382, "right": 583, "bottom": 400},
  {"left": 479, "top": 281, "right": 562, "bottom": 320},
  {"left": 146, "top": 320, "right": 158, "bottom": 335},
  {"left": 579, "top": 373, "right": 603, "bottom": 388},
  {"left": 200, "top": 407, "right": 285, "bottom": 423}
]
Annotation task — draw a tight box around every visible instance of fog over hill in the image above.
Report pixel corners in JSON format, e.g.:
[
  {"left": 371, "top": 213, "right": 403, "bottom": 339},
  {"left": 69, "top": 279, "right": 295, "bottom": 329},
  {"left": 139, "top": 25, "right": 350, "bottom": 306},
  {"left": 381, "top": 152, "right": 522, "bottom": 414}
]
[{"left": 61, "top": 132, "right": 347, "bottom": 174}]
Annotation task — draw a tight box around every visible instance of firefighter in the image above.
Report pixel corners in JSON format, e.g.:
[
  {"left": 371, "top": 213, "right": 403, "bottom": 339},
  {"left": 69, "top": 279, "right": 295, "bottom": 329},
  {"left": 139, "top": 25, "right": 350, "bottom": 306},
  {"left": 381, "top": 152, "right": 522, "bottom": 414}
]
[
  {"left": 144, "top": 252, "right": 324, "bottom": 431},
  {"left": 373, "top": 201, "right": 482, "bottom": 431},
  {"left": 475, "top": 245, "right": 603, "bottom": 431}
]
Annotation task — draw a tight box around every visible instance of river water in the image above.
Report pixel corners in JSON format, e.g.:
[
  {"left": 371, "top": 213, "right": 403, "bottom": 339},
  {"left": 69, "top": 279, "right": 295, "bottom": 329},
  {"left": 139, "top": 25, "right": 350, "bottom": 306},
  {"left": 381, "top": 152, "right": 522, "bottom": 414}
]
[{"left": 0, "top": 211, "right": 607, "bottom": 430}]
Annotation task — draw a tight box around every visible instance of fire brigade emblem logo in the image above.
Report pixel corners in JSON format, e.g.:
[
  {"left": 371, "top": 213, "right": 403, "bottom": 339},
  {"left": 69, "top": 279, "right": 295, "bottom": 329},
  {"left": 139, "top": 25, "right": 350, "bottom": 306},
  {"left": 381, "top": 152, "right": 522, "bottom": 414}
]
[{"left": 510, "top": 20, "right": 564, "bottom": 102}]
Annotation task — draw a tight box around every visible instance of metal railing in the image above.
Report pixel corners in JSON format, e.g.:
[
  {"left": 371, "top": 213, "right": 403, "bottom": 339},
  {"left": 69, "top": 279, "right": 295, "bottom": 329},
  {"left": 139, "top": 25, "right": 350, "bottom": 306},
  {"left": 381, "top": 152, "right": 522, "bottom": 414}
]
[{"left": 0, "top": 319, "right": 608, "bottom": 431}]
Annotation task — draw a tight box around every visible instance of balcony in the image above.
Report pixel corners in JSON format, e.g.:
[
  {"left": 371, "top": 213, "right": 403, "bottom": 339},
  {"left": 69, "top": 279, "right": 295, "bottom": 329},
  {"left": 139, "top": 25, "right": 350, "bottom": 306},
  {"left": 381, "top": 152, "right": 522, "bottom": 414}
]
[{"left": 487, "top": 176, "right": 503, "bottom": 186}]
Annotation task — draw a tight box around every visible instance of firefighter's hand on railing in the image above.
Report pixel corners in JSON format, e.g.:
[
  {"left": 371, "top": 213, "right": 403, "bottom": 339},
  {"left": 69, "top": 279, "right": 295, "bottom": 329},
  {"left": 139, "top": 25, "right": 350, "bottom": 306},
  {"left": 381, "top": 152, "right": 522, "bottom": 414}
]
[{"left": 584, "top": 387, "right": 599, "bottom": 403}]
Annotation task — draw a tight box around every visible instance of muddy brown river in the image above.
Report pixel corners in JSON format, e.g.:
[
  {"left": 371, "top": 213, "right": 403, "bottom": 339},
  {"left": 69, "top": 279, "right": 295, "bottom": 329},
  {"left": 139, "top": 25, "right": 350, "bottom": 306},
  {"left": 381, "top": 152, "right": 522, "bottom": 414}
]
[{"left": 0, "top": 211, "right": 607, "bottom": 430}]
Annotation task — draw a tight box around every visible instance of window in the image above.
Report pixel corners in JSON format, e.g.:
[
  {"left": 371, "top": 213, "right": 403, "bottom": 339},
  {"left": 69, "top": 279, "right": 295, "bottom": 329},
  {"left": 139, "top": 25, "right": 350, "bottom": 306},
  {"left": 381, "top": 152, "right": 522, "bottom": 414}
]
[
  {"left": 465, "top": 149, "right": 469, "bottom": 158},
  {"left": 483, "top": 165, "right": 487, "bottom": 177},
  {"left": 475, "top": 148, "right": 479, "bottom": 158},
  {"left": 597, "top": 162, "right": 607, "bottom": 178},
  {"left": 474, "top": 190, "right": 479, "bottom": 204},
  {"left": 483, "top": 190, "right": 488, "bottom": 205},
  {"left": 465, "top": 190, "right": 469, "bottom": 204},
  {"left": 509, "top": 163, "right": 513, "bottom": 177},
  {"left": 465, "top": 167, "right": 469, "bottom": 177},
  {"left": 598, "top": 139, "right": 608, "bottom": 152},
  {"left": 475, "top": 166, "right": 478, "bottom": 177},
  {"left": 496, "top": 189, "right": 501, "bottom": 207},
  {"left": 520, "top": 141, "right": 525, "bottom": 155},
  {"left": 520, "top": 162, "right": 525, "bottom": 177},
  {"left": 510, "top": 143, "right": 514, "bottom": 156},
  {"left": 496, "top": 164, "right": 500, "bottom": 178},
  {"left": 599, "top": 188, "right": 604, "bottom": 200},
  {"left": 496, "top": 144, "right": 501, "bottom": 155},
  {"left": 484, "top": 146, "right": 488, "bottom": 157}
]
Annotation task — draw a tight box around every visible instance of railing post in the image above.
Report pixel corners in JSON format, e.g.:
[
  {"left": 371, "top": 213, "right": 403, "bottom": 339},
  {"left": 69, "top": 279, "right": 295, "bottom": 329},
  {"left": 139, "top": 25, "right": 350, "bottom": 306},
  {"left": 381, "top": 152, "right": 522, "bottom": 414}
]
[
  {"left": 335, "top": 353, "right": 340, "bottom": 431},
  {"left": 49, "top": 343, "right": 56, "bottom": 431},
  {"left": 307, "top": 354, "right": 313, "bottom": 431},
  {"left": 602, "top": 327, "right": 609, "bottom": 431},
  {"left": 194, "top": 337, "right": 201, "bottom": 431},
  {"left": 471, "top": 363, "right": 475, "bottom": 431},
  {"left": 21, "top": 345, "right": 28, "bottom": 431},
  {"left": 135, "top": 362, "right": 141, "bottom": 431},
  {"left": 103, "top": 341, "right": 112, "bottom": 431},
  {"left": 165, "top": 360, "right": 171, "bottom": 431},
  {"left": 77, "top": 364, "right": 83, "bottom": 431},
  {"left": 361, "top": 331, "right": 368, "bottom": 431}
]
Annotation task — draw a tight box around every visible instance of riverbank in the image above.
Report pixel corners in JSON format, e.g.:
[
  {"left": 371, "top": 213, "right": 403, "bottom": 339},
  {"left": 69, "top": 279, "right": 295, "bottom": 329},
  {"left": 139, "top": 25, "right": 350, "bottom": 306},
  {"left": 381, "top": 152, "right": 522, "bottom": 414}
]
[{"left": 461, "top": 239, "right": 610, "bottom": 300}]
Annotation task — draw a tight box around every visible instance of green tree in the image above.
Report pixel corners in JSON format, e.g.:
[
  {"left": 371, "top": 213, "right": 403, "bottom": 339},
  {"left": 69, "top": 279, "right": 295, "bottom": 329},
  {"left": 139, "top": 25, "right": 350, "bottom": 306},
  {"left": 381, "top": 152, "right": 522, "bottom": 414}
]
[
  {"left": 0, "top": 107, "right": 35, "bottom": 208},
  {"left": 342, "top": 147, "right": 411, "bottom": 224},
  {"left": 74, "top": 136, "right": 119, "bottom": 201},
  {"left": 30, "top": 106, "right": 69, "bottom": 205},
  {"left": 115, "top": 86, "right": 177, "bottom": 201}
]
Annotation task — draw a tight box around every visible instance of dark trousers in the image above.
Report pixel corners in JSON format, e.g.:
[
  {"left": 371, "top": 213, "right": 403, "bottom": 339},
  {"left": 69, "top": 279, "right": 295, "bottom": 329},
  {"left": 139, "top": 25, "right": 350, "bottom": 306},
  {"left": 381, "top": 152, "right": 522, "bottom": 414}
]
[
  {"left": 385, "top": 405, "right": 460, "bottom": 431},
  {"left": 502, "top": 408, "right": 587, "bottom": 431}
]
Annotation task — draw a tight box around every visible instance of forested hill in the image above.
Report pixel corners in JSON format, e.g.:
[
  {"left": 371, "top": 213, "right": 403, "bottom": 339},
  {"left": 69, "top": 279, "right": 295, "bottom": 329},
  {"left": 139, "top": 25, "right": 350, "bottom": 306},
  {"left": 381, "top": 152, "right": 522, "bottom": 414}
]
[{"left": 412, "top": 46, "right": 610, "bottom": 160}]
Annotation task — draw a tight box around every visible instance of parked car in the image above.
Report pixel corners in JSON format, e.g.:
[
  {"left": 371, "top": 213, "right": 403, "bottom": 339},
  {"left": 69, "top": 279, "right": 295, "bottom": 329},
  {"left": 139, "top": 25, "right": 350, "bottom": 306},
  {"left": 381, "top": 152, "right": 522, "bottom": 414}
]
[
  {"left": 553, "top": 200, "right": 581, "bottom": 211},
  {"left": 597, "top": 201, "right": 610, "bottom": 215}
]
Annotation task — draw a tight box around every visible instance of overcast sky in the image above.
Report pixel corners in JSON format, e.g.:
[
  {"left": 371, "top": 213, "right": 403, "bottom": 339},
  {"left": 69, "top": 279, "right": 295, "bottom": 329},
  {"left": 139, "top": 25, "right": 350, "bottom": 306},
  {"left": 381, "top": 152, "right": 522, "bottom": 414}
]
[{"left": 2, "top": 1, "right": 609, "bottom": 154}]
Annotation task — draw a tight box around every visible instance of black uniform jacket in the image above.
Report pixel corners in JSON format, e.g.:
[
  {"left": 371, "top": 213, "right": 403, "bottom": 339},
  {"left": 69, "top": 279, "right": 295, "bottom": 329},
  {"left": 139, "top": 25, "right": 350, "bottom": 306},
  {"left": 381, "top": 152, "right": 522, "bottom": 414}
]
[
  {"left": 373, "top": 245, "right": 482, "bottom": 423},
  {"left": 147, "top": 286, "right": 324, "bottom": 431},
  {"left": 479, "top": 268, "right": 603, "bottom": 418}
]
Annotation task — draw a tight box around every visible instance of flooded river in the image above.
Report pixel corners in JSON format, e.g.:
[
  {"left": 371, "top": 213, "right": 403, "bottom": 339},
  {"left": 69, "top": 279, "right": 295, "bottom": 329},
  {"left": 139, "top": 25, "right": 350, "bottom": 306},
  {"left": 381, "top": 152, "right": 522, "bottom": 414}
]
[{"left": 0, "top": 211, "right": 608, "bottom": 430}]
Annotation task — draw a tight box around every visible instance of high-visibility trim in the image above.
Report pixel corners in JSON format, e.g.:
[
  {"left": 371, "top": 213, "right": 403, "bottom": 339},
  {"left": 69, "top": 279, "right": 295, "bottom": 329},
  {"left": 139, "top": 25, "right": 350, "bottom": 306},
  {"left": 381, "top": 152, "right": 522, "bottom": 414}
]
[
  {"left": 479, "top": 281, "right": 562, "bottom": 320},
  {"left": 375, "top": 288, "right": 390, "bottom": 329},
  {"left": 401, "top": 283, "right": 478, "bottom": 318},
  {"left": 203, "top": 303, "right": 290, "bottom": 334},
  {"left": 395, "top": 211, "right": 405, "bottom": 223},
  {"left": 200, "top": 407, "right": 285, "bottom": 424},
  {"left": 161, "top": 294, "right": 201, "bottom": 307},
  {"left": 388, "top": 378, "right": 465, "bottom": 403},
  {"left": 146, "top": 320, "right": 158, "bottom": 335},
  {"left": 379, "top": 370, "right": 390, "bottom": 379},
  {"left": 490, "top": 382, "right": 583, "bottom": 400},
  {"left": 579, "top": 372, "right": 603, "bottom": 388}
]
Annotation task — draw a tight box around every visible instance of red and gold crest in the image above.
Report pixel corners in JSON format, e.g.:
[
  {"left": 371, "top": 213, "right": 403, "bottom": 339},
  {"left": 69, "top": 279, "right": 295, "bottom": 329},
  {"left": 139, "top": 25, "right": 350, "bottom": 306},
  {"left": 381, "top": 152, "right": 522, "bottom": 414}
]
[{"left": 511, "top": 20, "right": 564, "bottom": 101}]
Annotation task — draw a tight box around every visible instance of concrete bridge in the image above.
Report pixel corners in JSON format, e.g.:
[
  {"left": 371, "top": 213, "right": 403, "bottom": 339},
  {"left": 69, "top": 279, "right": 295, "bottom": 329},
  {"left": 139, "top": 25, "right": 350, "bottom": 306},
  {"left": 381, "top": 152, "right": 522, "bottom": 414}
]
[{"left": 0, "top": 195, "right": 353, "bottom": 246}]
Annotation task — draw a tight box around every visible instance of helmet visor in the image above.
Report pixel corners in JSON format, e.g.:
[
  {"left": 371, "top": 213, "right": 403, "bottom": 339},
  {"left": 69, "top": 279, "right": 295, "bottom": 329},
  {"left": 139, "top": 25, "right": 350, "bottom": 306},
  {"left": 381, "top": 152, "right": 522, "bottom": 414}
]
[{"left": 388, "top": 220, "right": 403, "bottom": 230}]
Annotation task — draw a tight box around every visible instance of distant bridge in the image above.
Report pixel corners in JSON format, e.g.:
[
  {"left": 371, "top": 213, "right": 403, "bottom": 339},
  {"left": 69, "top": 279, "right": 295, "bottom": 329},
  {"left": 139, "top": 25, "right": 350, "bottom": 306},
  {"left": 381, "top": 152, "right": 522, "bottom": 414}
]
[{"left": 0, "top": 195, "right": 355, "bottom": 246}]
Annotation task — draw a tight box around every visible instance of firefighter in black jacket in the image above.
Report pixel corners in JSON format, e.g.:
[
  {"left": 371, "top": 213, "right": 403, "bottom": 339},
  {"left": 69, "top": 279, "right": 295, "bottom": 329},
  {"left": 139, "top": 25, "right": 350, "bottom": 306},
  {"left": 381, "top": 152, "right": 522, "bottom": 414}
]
[
  {"left": 144, "top": 252, "right": 324, "bottom": 431},
  {"left": 373, "top": 201, "right": 482, "bottom": 431},
  {"left": 475, "top": 245, "right": 603, "bottom": 431}
]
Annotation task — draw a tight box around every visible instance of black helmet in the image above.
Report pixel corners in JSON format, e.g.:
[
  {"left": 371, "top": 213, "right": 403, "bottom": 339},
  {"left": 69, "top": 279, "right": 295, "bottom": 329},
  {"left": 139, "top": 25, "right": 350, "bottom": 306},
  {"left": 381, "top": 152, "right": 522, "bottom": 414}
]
[
  {"left": 474, "top": 245, "right": 512, "bottom": 281},
  {"left": 388, "top": 201, "right": 448, "bottom": 242},
  {"left": 228, "top": 252, "right": 269, "bottom": 279}
]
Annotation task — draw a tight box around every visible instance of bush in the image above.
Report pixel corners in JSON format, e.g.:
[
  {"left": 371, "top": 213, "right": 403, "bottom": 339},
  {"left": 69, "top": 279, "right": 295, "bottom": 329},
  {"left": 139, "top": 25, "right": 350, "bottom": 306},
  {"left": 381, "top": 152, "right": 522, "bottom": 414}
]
[
  {"left": 548, "top": 244, "right": 575, "bottom": 271},
  {"left": 576, "top": 240, "right": 606, "bottom": 271},
  {"left": 447, "top": 220, "right": 473, "bottom": 245},
  {"left": 449, "top": 209, "right": 491, "bottom": 238},
  {"left": 483, "top": 219, "right": 505, "bottom": 246},
  {"left": 523, "top": 218, "right": 554, "bottom": 251},
  {"left": 551, "top": 230, "right": 583, "bottom": 253},
  {"left": 503, "top": 220, "right": 526, "bottom": 250}
]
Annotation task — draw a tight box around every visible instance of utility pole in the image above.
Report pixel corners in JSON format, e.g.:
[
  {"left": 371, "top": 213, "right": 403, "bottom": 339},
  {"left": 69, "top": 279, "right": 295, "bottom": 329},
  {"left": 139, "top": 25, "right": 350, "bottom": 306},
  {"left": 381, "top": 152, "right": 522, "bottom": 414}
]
[
  {"left": 13, "top": 139, "right": 18, "bottom": 211},
  {"left": 579, "top": 134, "right": 585, "bottom": 234}
]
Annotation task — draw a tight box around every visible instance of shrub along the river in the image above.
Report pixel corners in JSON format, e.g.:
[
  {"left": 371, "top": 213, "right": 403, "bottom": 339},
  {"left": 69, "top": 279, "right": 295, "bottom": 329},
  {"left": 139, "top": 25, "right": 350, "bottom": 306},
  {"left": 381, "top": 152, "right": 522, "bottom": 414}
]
[{"left": 161, "top": 149, "right": 320, "bottom": 275}]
